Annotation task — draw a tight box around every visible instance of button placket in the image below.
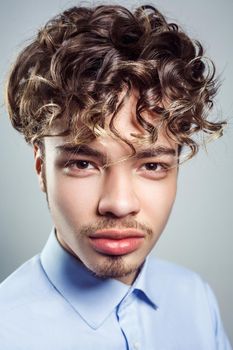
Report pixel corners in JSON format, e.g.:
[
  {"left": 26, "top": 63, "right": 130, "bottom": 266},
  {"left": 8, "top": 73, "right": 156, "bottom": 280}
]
[{"left": 117, "top": 293, "right": 141, "bottom": 350}]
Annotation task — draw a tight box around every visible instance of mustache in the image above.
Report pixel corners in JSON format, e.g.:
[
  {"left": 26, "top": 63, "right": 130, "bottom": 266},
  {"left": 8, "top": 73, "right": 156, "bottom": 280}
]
[{"left": 79, "top": 218, "right": 153, "bottom": 236}]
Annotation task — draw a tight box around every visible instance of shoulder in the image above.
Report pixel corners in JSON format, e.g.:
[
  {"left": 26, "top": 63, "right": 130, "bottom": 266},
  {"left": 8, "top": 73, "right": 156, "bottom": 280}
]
[
  {"left": 146, "top": 257, "right": 222, "bottom": 324},
  {"left": 147, "top": 257, "right": 232, "bottom": 348},
  {"left": 147, "top": 256, "right": 198, "bottom": 278},
  {"left": 0, "top": 255, "right": 50, "bottom": 311},
  {"left": 146, "top": 257, "right": 218, "bottom": 308},
  {"left": 0, "top": 255, "right": 61, "bottom": 349},
  {"left": 147, "top": 256, "right": 205, "bottom": 284}
]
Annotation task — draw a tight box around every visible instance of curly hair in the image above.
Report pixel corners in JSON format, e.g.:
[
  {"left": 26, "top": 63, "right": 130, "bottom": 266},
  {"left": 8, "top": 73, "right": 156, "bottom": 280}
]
[{"left": 6, "top": 4, "right": 225, "bottom": 158}]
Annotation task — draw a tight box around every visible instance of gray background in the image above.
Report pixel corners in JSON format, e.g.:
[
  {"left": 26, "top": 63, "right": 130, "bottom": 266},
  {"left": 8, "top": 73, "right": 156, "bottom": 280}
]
[{"left": 0, "top": 0, "right": 232, "bottom": 343}]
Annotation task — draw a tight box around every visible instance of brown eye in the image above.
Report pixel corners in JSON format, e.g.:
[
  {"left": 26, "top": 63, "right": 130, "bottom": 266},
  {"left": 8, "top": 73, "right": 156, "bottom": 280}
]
[
  {"left": 144, "top": 162, "right": 165, "bottom": 171},
  {"left": 138, "top": 162, "right": 169, "bottom": 180},
  {"left": 73, "top": 160, "right": 91, "bottom": 169},
  {"left": 65, "top": 160, "right": 95, "bottom": 170},
  {"left": 144, "top": 163, "right": 159, "bottom": 171}
]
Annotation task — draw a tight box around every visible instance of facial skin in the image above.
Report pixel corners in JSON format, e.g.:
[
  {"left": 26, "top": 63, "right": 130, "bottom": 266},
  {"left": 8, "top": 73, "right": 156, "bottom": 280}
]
[{"left": 34, "top": 92, "right": 178, "bottom": 285}]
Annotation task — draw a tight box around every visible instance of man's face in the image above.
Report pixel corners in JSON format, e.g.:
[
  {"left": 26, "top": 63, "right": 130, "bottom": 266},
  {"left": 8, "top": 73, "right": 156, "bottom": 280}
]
[{"left": 35, "top": 92, "right": 178, "bottom": 284}]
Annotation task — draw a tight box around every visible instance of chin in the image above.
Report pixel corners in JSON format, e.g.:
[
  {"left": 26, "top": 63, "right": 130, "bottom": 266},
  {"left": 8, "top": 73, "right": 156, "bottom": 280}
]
[{"left": 84, "top": 252, "right": 145, "bottom": 282}]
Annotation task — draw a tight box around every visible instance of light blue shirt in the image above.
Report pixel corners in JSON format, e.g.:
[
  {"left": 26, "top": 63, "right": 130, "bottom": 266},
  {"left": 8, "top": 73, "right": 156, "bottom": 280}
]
[{"left": 0, "top": 230, "right": 231, "bottom": 350}]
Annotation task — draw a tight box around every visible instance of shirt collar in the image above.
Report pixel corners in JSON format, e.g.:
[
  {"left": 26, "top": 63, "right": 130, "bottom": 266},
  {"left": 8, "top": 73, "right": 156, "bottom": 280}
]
[
  {"left": 132, "top": 258, "right": 158, "bottom": 310},
  {"left": 40, "top": 229, "right": 158, "bottom": 329}
]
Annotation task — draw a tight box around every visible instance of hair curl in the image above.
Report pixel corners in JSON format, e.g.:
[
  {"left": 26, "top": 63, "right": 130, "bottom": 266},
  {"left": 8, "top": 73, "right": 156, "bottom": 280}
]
[{"left": 6, "top": 4, "right": 225, "bottom": 158}]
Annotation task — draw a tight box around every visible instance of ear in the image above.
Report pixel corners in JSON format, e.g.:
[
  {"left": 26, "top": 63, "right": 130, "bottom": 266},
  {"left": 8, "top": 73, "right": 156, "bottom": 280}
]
[{"left": 34, "top": 144, "right": 46, "bottom": 193}]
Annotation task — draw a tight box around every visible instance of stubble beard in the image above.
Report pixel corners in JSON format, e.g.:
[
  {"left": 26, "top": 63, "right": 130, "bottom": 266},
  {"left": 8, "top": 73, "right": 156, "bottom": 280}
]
[
  {"left": 89, "top": 255, "right": 141, "bottom": 280},
  {"left": 78, "top": 220, "right": 153, "bottom": 281}
]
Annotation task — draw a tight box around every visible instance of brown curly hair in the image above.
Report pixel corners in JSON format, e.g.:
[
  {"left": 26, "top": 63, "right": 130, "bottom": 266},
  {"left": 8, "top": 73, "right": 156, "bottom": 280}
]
[{"left": 6, "top": 4, "right": 225, "bottom": 158}]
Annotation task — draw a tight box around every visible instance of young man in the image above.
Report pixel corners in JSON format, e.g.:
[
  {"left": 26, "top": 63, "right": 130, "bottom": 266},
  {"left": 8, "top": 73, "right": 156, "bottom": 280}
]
[{"left": 0, "top": 4, "right": 231, "bottom": 349}]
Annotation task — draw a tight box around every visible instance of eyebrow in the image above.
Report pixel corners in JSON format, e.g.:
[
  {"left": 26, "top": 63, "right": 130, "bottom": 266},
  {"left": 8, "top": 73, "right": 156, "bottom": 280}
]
[
  {"left": 55, "top": 144, "right": 177, "bottom": 162},
  {"left": 55, "top": 144, "right": 108, "bottom": 163},
  {"left": 135, "top": 146, "right": 177, "bottom": 159}
]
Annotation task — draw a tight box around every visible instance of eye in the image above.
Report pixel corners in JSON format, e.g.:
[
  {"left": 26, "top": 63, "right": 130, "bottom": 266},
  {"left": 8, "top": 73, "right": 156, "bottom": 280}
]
[
  {"left": 67, "top": 160, "right": 94, "bottom": 170},
  {"left": 63, "top": 159, "right": 96, "bottom": 174},
  {"left": 138, "top": 161, "right": 170, "bottom": 180},
  {"left": 142, "top": 162, "right": 167, "bottom": 171}
]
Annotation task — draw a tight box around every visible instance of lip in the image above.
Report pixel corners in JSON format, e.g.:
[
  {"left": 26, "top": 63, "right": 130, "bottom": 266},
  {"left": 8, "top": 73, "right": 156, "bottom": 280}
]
[
  {"left": 88, "top": 229, "right": 145, "bottom": 256},
  {"left": 89, "top": 228, "right": 146, "bottom": 239}
]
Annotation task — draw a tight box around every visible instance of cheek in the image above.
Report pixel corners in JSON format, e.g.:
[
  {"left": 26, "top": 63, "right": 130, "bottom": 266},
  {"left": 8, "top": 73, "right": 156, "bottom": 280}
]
[
  {"left": 137, "top": 178, "right": 177, "bottom": 225},
  {"left": 47, "top": 171, "right": 100, "bottom": 224}
]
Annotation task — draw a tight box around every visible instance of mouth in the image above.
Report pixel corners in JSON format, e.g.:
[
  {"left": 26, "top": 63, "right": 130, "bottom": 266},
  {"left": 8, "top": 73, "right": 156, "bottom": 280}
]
[{"left": 88, "top": 229, "right": 145, "bottom": 256}]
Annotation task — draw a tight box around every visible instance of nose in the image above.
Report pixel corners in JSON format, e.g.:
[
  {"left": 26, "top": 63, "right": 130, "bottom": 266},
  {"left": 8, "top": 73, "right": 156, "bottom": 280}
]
[{"left": 98, "top": 168, "right": 140, "bottom": 218}]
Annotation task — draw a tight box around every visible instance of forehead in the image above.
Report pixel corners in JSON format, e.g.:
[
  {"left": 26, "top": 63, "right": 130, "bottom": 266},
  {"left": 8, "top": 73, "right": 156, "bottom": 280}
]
[
  {"left": 44, "top": 130, "right": 178, "bottom": 167},
  {"left": 45, "top": 90, "right": 178, "bottom": 158}
]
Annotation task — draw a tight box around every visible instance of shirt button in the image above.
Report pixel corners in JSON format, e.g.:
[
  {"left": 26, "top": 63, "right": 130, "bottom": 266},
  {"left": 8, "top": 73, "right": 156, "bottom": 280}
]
[{"left": 133, "top": 342, "right": 140, "bottom": 350}]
